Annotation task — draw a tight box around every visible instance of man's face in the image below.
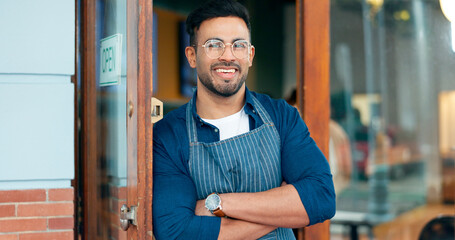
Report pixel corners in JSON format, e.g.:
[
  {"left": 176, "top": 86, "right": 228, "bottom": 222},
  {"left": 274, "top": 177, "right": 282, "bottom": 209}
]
[{"left": 186, "top": 17, "right": 255, "bottom": 97}]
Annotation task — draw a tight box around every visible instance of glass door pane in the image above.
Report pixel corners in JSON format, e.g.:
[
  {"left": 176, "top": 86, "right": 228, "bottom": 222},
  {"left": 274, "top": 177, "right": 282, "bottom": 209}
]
[
  {"left": 330, "top": 0, "right": 455, "bottom": 238},
  {"left": 95, "top": 0, "right": 127, "bottom": 239}
]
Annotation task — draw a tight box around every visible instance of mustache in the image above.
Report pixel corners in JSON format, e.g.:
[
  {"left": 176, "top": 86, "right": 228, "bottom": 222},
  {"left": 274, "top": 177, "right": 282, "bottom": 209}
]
[{"left": 211, "top": 62, "right": 241, "bottom": 69}]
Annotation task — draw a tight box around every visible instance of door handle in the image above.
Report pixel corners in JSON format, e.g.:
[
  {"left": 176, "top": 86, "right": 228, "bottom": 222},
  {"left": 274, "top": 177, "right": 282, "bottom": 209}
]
[{"left": 120, "top": 204, "right": 137, "bottom": 231}]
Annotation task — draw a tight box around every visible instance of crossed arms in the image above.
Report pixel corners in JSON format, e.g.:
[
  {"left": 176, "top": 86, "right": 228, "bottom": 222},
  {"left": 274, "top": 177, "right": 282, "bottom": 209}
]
[
  {"left": 195, "top": 184, "right": 309, "bottom": 239},
  {"left": 153, "top": 135, "right": 335, "bottom": 239},
  {"left": 152, "top": 103, "right": 335, "bottom": 239}
]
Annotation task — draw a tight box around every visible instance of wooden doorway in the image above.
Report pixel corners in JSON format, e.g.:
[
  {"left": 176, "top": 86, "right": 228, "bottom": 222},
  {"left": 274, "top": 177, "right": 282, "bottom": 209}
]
[
  {"left": 77, "top": 0, "right": 330, "bottom": 239},
  {"left": 295, "top": 0, "right": 331, "bottom": 239},
  {"left": 79, "top": 0, "right": 154, "bottom": 239}
]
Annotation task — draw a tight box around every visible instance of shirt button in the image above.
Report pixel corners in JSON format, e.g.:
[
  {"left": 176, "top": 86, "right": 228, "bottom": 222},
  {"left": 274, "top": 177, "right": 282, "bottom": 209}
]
[
  {"left": 252, "top": 109, "right": 256, "bottom": 113},
  {"left": 214, "top": 129, "right": 219, "bottom": 133}
]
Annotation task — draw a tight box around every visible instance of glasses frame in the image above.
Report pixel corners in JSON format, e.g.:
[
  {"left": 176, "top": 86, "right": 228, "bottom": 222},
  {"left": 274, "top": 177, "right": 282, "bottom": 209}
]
[{"left": 194, "top": 39, "right": 254, "bottom": 59}]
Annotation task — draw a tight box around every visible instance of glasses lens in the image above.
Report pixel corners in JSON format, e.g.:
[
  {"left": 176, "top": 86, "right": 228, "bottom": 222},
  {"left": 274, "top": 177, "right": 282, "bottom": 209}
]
[
  {"left": 232, "top": 40, "right": 249, "bottom": 59},
  {"left": 202, "top": 40, "right": 250, "bottom": 59},
  {"left": 204, "top": 40, "right": 225, "bottom": 59}
]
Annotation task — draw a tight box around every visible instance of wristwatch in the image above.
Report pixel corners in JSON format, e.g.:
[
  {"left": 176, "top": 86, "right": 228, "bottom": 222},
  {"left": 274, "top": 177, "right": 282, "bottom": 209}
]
[{"left": 205, "top": 193, "right": 226, "bottom": 217}]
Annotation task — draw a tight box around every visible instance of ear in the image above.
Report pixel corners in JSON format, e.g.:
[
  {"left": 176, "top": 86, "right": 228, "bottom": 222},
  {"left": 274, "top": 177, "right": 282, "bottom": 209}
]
[
  {"left": 248, "top": 45, "right": 255, "bottom": 67},
  {"left": 185, "top": 46, "right": 197, "bottom": 68}
]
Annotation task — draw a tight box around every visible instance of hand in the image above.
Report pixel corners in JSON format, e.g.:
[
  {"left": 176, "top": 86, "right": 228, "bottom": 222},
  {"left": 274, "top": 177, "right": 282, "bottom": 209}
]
[{"left": 195, "top": 199, "right": 213, "bottom": 216}]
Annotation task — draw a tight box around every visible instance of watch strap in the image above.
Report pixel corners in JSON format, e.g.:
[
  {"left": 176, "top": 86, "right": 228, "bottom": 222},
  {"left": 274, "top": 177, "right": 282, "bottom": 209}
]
[{"left": 212, "top": 207, "right": 226, "bottom": 217}]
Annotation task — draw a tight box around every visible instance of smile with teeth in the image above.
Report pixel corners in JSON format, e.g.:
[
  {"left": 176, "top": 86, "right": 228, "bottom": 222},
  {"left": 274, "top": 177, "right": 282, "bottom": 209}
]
[{"left": 215, "top": 69, "right": 236, "bottom": 73}]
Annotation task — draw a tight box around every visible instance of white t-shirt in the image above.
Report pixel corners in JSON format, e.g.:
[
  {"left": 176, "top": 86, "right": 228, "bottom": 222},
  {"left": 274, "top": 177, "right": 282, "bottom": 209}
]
[{"left": 202, "top": 107, "right": 250, "bottom": 141}]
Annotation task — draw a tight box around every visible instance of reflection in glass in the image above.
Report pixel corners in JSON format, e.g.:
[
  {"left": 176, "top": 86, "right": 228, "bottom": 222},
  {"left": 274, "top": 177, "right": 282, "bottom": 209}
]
[
  {"left": 452, "top": 23, "right": 455, "bottom": 52},
  {"left": 95, "top": 0, "right": 127, "bottom": 239},
  {"left": 330, "top": 0, "right": 455, "bottom": 238}
]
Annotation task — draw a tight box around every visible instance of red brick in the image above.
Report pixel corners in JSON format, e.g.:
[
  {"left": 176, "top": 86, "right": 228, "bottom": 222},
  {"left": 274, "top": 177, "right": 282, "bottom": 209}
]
[
  {"left": 0, "top": 234, "right": 18, "bottom": 240},
  {"left": 0, "top": 205, "right": 15, "bottom": 217},
  {"left": 109, "top": 185, "right": 116, "bottom": 198},
  {"left": 109, "top": 198, "right": 115, "bottom": 212},
  {"left": 17, "top": 203, "right": 74, "bottom": 217},
  {"left": 0, "top": 190, "right": 46, "bottom": 203},
  {"left": 110, "top": 198, "right": 126, "bottom": 213},
  {"left": 19, "top": 231, "right": 73, "bottom": 240},
  {"left": 110, "top": 211, "right": 120, "bottom": 228},
  {"left": 117, "top": 187, "right": 126, "bottom": 199},
  {"left": 110, "top": 186, "right": 127, "bottom": 199},
  {"left": 0, "top": 218, "right": 46, "bottom": 232},
  {"left": 110, "top": 225, "right": 127, "bottom": 240},
  {"left": 118, "top": 230, "right": 127, "bottom": 240},
  {"left": 48, "top": 217, "right": 74, "bottom": 230},
  {"left": 48, "top": 189, "right": 74, "bottom": 202}
]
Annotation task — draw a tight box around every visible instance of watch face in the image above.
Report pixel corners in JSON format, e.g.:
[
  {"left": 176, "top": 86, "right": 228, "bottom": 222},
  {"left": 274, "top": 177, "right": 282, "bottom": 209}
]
[{"left": 205, "top": 194, "right": 220, "bottom": 211}]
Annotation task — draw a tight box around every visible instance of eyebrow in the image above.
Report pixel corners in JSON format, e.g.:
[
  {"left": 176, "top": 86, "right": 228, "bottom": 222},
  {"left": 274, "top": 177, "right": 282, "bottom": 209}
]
[
  {"left": 205, "top": 37, "right": 248, "bottom": 43},
  {"left": 206, "top": 37, "right": 223, "bottom": 42}
]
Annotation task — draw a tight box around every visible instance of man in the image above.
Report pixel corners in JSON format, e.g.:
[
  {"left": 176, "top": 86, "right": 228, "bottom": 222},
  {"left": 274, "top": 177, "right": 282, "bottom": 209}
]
[{"left": 152, "top": 0, "right": 335, "bottom": 239}]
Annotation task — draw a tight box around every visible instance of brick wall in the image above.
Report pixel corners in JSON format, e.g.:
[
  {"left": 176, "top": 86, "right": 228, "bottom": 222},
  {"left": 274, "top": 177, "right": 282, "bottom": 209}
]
[
  {"left": 0, "top": 188, "right": 74, "bottom": 240},
  {"left": 107, "top": 185, "right": 126, "bottom": 240}
]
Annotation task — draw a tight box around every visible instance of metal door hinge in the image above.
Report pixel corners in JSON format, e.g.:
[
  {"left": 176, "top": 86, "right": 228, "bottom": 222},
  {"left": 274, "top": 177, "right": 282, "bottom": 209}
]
[
  {"left": 151, "top": 97, "right": 163, "bottom": 123},
  {"left": 120, "top": 204, "right": 137, "bottom": 231}
]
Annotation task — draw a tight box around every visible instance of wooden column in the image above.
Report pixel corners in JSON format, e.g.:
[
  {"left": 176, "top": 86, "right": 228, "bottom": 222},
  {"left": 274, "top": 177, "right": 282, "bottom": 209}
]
[
  {"left": 296, "top": 0, "right": 331, "bottom": 239},
  {"left": 126, "top": 0, "right": 139, "bottom": 238},
  {"left": 126, "top": 0, "right": 154, "bottom": 239},
  {"left": 80, "top": 0, "right": 97, "bottom": 239},
  {"left": 129, "top": 0, "right": 155, "bottom": 238}
]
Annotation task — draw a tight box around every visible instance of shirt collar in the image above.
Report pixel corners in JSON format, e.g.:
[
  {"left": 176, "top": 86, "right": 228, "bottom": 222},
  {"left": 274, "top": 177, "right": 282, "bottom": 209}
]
[
  {"left": 190, "top": 87, "right": 258, "bottom": 123},
  {"left": 243, "top": 87, "right": 257, "bottom": 115}
]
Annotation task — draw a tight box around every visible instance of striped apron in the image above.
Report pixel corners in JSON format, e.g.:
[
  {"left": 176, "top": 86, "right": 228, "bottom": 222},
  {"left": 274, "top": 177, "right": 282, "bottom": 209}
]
[{"left": 186, "top": 96, "right": 296, "bottom": 240}]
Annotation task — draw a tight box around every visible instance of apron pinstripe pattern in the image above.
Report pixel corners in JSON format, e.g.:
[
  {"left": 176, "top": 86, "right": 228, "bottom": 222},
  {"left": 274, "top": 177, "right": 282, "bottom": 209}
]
[{"left": 186, "top": 96, "right": 296, "bottom": 240}]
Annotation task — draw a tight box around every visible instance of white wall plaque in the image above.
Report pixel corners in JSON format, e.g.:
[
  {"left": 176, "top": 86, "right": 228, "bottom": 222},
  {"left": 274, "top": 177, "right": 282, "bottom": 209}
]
[{"left": 100, "top": 34, "right": 123, "bottom": 86}]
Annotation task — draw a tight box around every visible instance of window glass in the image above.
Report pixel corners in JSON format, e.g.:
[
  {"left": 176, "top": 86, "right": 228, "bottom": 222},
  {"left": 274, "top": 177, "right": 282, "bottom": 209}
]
[{"left": 330, "top": 0, "right": 455, "bottom": 238}]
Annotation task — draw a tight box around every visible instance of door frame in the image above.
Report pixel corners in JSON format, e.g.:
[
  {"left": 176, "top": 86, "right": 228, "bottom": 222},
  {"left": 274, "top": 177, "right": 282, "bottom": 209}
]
[
  {"left": 295, "top": 0, "right": 331, "bottom": 239},
  {"left": 80, "top": 0, "right": 97, "bottom": 238},
  {"left": 126, "top": 0, "right": 154, "bottom": 239},
  {"left": 79, "top": 0, "right": 154, "bottom": 239}
]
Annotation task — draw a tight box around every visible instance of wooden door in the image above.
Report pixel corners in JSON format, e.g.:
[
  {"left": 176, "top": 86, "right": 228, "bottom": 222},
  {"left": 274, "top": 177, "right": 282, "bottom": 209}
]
[{"left": 80, "top": 0, "right": 154, "bottom": 239}]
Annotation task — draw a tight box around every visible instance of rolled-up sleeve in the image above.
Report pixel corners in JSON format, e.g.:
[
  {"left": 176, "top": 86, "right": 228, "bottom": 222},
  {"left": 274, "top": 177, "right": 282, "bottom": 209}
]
[
  {"left": 153, "top": 123, "right": 221, "bottom": 239},
  {"left": 278, "top": 102, "right": 336, "bottom": 225}
]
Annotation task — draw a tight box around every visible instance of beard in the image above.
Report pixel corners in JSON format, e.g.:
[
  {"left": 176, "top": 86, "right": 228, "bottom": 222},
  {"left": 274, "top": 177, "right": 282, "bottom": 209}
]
[{"left": 197, "top": 62, "right": 248, "bottom": 97}]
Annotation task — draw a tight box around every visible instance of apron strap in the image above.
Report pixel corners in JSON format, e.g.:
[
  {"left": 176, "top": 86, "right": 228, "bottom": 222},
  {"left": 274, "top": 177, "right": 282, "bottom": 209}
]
[
  {"left": 251, "top": 95, "right": 274, "bottom": 125},
  {"left": 186, "top": 98, "right": 198, "bottom": 143},
  {"left": 186, "top": 93, "right": 275, "bottom": 144}
]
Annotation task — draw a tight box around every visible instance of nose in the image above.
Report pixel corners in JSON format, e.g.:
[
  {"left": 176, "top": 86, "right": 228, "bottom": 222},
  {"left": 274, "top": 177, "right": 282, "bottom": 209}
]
[{"left": 219, "top": 43, "right": 236, "bottom": 61}]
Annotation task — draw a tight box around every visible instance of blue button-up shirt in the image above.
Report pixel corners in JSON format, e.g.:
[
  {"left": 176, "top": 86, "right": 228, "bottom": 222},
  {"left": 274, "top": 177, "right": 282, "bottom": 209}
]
[{"left": 153, "top": 88, "right": 335, "bottom": 240}]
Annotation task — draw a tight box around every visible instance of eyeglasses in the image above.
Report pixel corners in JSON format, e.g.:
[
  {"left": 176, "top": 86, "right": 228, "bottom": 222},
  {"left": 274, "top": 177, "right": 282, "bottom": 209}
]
[{"left": 195, "top": 39, "right": 253, "bottom": 59}]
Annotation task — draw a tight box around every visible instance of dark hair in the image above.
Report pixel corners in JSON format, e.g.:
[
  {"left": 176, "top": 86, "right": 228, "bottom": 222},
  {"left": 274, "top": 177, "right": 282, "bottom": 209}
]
[{"left": 185, "top": 0, "right": 251, "bottom": 46}]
